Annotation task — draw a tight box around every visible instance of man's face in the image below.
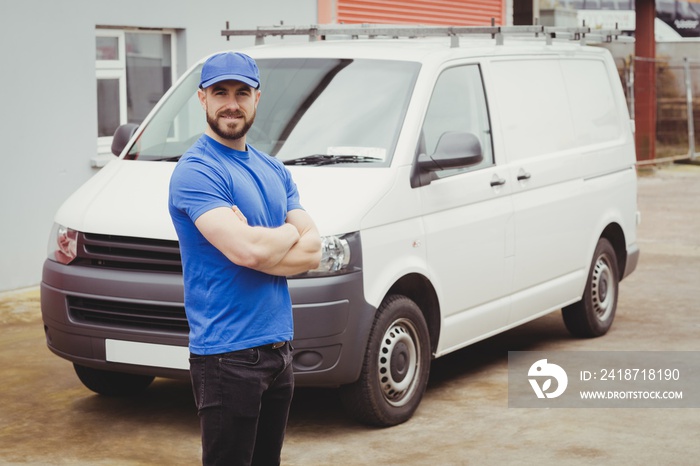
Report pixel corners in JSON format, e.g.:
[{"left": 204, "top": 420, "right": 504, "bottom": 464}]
[{"left": 199, "top": 80, "right": 260, "bottom": 143}]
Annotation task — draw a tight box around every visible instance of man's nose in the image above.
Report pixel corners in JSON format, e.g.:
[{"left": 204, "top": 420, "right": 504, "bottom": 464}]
[{"left": 223, "top": 96, "right": 240, "bottom": 110}]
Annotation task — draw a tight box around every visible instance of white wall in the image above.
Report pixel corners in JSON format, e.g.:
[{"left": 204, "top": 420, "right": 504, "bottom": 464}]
[{"left": 0, "top": 0, "right": 317, "bottom": 292}]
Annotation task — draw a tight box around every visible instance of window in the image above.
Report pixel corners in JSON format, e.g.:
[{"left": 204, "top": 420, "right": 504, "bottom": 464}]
[
  {"left": 421, "top": 65, "right": 494, "bottom": 178},
  {"left": 95, "top": 28, "right": 175, "bottom": 156}
]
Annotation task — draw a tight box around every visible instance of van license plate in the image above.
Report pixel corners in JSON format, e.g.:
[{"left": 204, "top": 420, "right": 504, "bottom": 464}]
[{"left": 105, "top": 339, "right": 189, "bottom": 370}]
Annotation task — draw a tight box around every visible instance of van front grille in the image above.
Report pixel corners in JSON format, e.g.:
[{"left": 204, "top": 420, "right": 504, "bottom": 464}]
[
  {"left": 68, "top": 296, "right": 189, "bottom": 333},
  {"left": 76, "top": 233, "right": 182, "bottom": 273}
]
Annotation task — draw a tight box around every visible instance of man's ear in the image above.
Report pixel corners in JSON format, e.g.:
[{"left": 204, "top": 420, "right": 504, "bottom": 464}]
[{"left": 198, "top": 88, "right": 207, "bottom": 110}]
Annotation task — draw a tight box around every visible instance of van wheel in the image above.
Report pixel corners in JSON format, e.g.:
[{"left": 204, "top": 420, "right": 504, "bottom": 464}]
[
  {"left": 73, "top": 364, "right": 154, "bottom": 396},
  {"left": 339, "top": 295, "right": 431, "bottom": 427},
  {"left": 562, "top": 238, "right": 619, "bottom": 338}
]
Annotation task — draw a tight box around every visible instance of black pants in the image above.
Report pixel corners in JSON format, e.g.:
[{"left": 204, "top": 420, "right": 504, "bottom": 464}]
[{"left": 189, "top": 343, "right": 294, "bottom": 466}]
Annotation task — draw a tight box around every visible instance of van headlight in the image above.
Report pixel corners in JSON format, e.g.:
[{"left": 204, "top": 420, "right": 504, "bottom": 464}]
[
  {"left": 297, "top": 233, "right": 358, "bottom": 277},
  {"left": 47, "top": 223, "right": 78, "bottom": 265},
  {"left": 316, "top": 235, "right": 351, "bottom": 273}
]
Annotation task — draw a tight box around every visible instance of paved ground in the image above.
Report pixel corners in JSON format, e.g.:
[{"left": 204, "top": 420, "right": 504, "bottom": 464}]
[{"left": 1, "top": 164, "right": 699, "bottom": 465}]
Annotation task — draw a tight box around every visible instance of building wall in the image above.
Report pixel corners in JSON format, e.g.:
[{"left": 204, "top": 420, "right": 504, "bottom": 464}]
[
  {"left": 320, "top": 0, "right": 506, "bottom": 25},
  {"left": 0, "top": 0, "right": 317, "bottom": 292}
]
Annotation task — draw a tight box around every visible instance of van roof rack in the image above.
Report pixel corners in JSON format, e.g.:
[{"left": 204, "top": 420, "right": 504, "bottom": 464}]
[{"left": 221, "top": 22, "right": 624, "bottom": 47}]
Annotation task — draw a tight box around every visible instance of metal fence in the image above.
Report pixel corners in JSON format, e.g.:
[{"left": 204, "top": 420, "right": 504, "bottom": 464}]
[{"left": 620, "top": 55, "right": 700, "bottom": 164}]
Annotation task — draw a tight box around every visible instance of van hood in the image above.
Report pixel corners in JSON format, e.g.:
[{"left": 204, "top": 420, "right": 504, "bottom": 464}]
[
  {"left": 55, "top": 160, "right": 394, "bottom": 240},
  {"left": 55, "top": 160, "right": 178, "bottom": 240},
  {"left": 288, "top": 165, "right": 395, "bottom": 235}
]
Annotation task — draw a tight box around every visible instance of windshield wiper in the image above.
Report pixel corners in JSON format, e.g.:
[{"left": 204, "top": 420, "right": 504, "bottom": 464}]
[
  {"left": 283, "top": 154, "right": 383, "bottom": 166},
  {"left": 148, "top": 155, "right": 182, "bottom": 162}
]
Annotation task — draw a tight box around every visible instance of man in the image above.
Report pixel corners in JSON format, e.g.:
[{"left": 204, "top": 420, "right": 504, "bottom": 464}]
[{"left": 168, "top": 51, "right": 322, "bottom": 466}]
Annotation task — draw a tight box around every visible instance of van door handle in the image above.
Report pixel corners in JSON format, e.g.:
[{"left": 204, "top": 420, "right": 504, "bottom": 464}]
[
  {"left": 517, "top": 169, "right": 531, "bottom": 181},
  {"left": 490, "top": 175, "right": 506, "bottom": 187}
]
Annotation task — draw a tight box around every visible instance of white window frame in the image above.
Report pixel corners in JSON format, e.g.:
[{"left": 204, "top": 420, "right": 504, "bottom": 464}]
[{"left": 95, "top": 27, "right": 177, "bottom": 161}]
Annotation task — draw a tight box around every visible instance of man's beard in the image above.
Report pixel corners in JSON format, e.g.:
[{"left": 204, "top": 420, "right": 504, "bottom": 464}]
[{"left": 206, "top": 108, "right": 256, "bottom": 142}]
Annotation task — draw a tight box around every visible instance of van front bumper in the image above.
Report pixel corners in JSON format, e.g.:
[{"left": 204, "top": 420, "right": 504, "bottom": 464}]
[{"left": 40, "top": 259, "right": 375, "bottom": 387}]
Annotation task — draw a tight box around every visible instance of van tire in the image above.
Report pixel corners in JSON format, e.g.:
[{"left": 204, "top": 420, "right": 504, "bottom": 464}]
[
  {"left": 73, "top": 364, "right": 155, "bottom": 396},
  {"left": 562, "top": 238, "right": 619, "bottom": 338},
  {"left": 339, "top": 295, "right": 431, "bottom": 427}
]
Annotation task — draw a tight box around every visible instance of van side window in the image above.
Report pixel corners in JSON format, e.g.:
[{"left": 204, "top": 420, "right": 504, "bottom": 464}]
[{"left": 421, "top": 65, "right": 494, "bottom": 178}]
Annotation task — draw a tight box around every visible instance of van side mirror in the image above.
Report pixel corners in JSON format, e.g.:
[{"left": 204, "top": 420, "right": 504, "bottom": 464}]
[
  {"left": 417, "top": 131, "right": 483, "bottom": 172},
  {"left": 111, "top": 123, "right": 140, "bottom": 156}
]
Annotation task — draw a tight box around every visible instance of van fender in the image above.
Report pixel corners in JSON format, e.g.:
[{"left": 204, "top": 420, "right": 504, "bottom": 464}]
[
  {"left": 360, "top": 241, "right": 441, "bottom": 355},
  {"left": 581, "top": 167, "right": 638, "bottom": 284},
  {"left": 360, "top": 229, "right": 432, "bottom": 309},
  {"left": 585, "top": 213, "right": 631, "bottom": 290}
]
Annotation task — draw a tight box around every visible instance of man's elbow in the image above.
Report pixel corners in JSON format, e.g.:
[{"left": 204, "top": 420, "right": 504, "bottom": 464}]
[
  {"left": 308, "top": 250, "right": 322, "bottom": 270},
  {"left": 232, "top": 254, "right": 262, "bottom": 270},
  {"left": 229, "top": 247, "right": 273, "bottom": 270},
  {"left": 308, "top": 237, "right": 322, "bottom": 269}
]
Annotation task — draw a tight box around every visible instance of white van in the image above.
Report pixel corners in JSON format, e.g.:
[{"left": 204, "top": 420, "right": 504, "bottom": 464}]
[{"left": 41, "top": 25, "right": 639, "bottom": 427}]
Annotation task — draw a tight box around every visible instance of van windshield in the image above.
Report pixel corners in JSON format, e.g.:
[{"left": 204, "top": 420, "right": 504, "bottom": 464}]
[{"left": 126, "top": 58, "right": 420, "bottom": 166}]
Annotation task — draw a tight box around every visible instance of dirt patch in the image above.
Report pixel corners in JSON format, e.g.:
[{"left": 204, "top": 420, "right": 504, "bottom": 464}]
[{"left": 0, "top": 287, "right": 41, "bottom": 324}]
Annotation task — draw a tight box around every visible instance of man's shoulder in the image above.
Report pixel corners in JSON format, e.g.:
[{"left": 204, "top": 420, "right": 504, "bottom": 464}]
[
  {"left": 247, "top": 144, "right": 273, "bottom": 159},
  {"left": 248, "top": 145, "right": 287, "bottom": 171},
  {"left": 171, "top": 139, "right": 227, "bottom": 190},
  {"left": 176, "top": 137, "right": 226, "bottom": 173},
  {"left": 179, "top": 135, "right": 210, "bottom": 164}
]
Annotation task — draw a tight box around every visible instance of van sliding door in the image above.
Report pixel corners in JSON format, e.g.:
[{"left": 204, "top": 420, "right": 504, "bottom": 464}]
[{"left": 490, "top": 58, "right": 620, "bottom": 325}]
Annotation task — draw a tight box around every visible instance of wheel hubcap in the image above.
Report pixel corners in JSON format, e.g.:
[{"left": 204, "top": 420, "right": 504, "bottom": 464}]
[
  {"left": 592, "top": 255, "right": 615, "bottom": 322},
  {"left": 378, "top": 318, "right": 421, "bottom": 407},
  {"left": 390, "top": 341, "right": 409, "bottom": 383}
]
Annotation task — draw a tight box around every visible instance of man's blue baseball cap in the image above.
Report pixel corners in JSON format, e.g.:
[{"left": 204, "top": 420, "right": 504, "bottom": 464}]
[{"left": 199, "top": 52, "right": 260, "bottom": 89}]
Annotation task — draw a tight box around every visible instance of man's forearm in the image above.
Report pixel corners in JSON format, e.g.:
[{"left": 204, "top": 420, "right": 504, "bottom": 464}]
[
  {"left": 195, "top": 207, "right": 300, "bottom": 270},
  {"left": 244, "top": 223, "right": 301, "bottom": 271},
  {"left": 259, "top": 231, "right": 322, "bottom": 276},
  {"left": 259, "top": 207, "right": 322, "bottom": 277}
]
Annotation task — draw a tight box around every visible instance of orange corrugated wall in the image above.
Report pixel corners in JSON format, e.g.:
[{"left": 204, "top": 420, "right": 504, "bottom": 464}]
[{"left": 331, "top": 0, "right": 505, "bottom": 26}]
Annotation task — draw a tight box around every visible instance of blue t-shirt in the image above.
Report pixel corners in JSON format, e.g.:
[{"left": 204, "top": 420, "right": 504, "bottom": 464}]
[{"left": 168, "top": 135, "right": 303, "bottom": 355}]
